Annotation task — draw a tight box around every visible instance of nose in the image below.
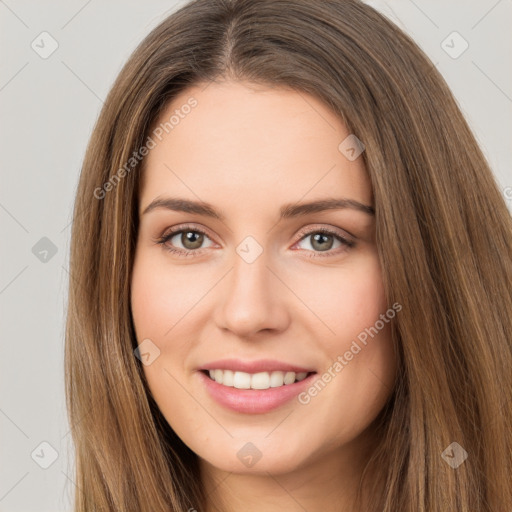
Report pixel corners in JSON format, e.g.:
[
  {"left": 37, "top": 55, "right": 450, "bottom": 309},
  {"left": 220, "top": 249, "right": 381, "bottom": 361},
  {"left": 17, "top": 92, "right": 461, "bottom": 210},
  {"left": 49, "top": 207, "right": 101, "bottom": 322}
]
[{"left": 213, "top": 248, "right": 290, "bottom": 338}]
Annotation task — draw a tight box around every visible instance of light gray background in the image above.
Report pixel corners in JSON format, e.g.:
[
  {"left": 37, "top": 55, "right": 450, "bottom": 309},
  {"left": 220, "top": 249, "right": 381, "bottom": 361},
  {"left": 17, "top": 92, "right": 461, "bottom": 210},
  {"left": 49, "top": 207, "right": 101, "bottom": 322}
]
[{"left": 1, "top": 1, "right": 510, "bottom": 510}]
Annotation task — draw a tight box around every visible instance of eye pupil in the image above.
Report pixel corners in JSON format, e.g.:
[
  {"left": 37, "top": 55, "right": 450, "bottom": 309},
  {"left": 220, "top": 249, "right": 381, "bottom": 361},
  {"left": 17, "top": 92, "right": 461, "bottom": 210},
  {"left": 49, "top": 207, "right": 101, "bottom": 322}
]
[{"left": 311, "top": 233, "right": 333, "bottom": 251}]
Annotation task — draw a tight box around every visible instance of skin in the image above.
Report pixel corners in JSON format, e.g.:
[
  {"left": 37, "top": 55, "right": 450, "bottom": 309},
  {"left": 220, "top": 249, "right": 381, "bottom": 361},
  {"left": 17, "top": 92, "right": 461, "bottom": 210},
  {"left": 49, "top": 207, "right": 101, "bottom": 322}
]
[{"left": 130, "top": 80, "right": 397, "bottom": 512}]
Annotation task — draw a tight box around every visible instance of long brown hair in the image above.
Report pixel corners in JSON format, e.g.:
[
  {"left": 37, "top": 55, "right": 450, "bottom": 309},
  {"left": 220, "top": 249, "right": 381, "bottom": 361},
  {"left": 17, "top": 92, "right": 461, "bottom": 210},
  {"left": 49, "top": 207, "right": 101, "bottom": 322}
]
[{"left": 64, "top": 0, "right": 512, "bottom": 510}]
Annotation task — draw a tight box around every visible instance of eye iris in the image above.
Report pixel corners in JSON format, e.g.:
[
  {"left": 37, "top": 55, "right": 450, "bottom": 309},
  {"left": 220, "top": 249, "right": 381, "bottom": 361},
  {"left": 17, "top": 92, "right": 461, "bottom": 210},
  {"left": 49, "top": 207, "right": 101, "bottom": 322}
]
[
  {"left": 182, "top": 231, "right": 203, "bottom": 249},
  {"left": 311, "top": 233, "right": 333, "bottom": 251}
]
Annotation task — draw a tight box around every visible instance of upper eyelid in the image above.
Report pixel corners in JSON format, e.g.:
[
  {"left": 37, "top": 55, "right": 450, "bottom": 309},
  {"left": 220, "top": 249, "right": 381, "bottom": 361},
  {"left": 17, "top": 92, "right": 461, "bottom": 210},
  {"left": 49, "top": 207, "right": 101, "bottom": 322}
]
[{"left": 295, "top": 224, "right": 355, "bottom": 241}]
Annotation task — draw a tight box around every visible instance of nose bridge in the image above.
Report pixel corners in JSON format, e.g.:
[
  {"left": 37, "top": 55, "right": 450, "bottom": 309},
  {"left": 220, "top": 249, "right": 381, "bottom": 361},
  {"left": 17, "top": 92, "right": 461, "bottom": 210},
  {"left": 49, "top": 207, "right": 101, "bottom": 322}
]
[
  {"left": 229, "top": 228, "right": 273, "bottom": 297},
  {"left": 231, "top": 242, "right": 269, "bottom": 298},
  {"left": 214, "top": 234, "right": 289, "bottom": 336}
]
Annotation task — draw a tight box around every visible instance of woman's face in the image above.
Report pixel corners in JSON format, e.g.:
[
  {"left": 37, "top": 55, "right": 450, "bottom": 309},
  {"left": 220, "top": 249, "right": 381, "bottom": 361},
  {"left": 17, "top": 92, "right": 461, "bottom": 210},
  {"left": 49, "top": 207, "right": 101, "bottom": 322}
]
[{"left": 131, "top": 80, "right": 397, "bottom": 477}]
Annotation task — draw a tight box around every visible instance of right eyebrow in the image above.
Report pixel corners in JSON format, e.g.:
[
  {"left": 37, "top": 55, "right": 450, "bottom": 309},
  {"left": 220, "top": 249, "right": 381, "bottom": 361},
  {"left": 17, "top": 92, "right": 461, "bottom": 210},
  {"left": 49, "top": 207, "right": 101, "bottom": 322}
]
[{"left": 142, "top": 197, "right": 224, "bottom": 219}]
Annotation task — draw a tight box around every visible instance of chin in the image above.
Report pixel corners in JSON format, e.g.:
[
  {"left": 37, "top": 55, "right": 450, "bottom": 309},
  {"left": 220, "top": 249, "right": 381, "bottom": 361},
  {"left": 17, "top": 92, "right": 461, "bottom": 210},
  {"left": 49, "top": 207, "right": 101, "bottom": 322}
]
[{"left": 194, "top": 433, "right": 318, "bottom": 475}]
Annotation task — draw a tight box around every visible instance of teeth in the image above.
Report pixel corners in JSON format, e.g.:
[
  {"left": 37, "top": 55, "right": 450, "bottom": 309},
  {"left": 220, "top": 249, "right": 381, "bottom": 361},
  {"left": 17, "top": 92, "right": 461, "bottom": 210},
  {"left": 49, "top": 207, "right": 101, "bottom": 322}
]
[
  {"left": 251, "top": 372, "right": 270, "bottom": 390},
  {"left": 222, "top": 369, "right": 234, "bottom": 386},
  {"left": 205, "top": 369, "right": 310, "bottom": 390},
  {"left": 283, "top": 371, "right": 295, "bottom": 385},
  {"left": 269, "top": 371, "right": 284, "bottom": 387},
  {"left": 233, "top": 371, "right": 251, "bottom": 389}
]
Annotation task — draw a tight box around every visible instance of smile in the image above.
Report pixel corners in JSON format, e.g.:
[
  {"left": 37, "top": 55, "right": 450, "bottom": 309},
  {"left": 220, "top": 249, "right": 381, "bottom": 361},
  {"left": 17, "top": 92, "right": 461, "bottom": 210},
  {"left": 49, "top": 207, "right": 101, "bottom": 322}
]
[
  {"left": 205, "top": 369, "right": 310, "bottom": 389},
  {"left": 198, "top": 359, "right": 317, "bottom": 414}
]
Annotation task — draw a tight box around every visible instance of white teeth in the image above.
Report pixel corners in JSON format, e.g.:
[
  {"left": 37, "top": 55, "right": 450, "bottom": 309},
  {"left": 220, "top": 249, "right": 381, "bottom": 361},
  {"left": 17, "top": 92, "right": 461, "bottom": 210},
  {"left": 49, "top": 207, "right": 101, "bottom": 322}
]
[
  {"left": 283, "top": 371, "right": 295, "bottom": 385},
  {"left": 214, "top": 369, "right": 223, "bottom": 384},
  {"left": 233, "top": 371, "right": 251, "bottom": 389},
  {"left": 269, "top": 371, "right": 284, "bottom": 387},
  {"left": 251, "top": 372, "right": 270, "bottom": 390},
  {"left": 222, "top": 369, "right": 234, "bottom": 386},
  {"left": 206, "top": 369, "right": 311, "bottom": 390}
]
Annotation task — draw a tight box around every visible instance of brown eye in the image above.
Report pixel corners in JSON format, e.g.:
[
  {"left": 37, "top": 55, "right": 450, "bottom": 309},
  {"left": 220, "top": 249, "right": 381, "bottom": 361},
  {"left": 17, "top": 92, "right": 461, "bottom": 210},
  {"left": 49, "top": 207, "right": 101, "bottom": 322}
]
[
  {"left": 293, "top": 227, "right": 355, "bottom": 257},
  {"left": 156, "top": 224, "right": 216, "bottom": 257},
  {"left": 309, "top": 232, "right": 335, "bottom": 252},
  {"left": 178, "top": 230, "right": 204, "bottom": 250}
]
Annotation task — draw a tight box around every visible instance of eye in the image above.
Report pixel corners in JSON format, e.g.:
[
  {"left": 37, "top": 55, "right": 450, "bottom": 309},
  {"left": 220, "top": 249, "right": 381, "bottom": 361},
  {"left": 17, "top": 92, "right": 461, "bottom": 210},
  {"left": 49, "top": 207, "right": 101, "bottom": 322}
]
[
  {"left": 292, "top": 226, "right": 355, "bottom": 257},
  {"left": 155, "top": 224, "right": 215, "bottom": 257},
  {"left": 155, "top": 224, "right": 355, "bottom": 258}
]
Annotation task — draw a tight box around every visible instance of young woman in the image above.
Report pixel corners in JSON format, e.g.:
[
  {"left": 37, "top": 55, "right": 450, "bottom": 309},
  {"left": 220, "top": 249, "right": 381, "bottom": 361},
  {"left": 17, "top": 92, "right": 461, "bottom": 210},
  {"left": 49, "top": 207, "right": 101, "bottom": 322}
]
[{"left": 64, "top": 0, "right": 512, "bottom": 510}]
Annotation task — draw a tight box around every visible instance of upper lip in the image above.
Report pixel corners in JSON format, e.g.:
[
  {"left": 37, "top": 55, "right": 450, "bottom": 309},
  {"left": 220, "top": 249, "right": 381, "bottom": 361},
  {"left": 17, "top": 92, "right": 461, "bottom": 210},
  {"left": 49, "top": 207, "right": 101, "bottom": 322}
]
[{"left": 200, "top": 358, "right": 315, "bottom": 374}]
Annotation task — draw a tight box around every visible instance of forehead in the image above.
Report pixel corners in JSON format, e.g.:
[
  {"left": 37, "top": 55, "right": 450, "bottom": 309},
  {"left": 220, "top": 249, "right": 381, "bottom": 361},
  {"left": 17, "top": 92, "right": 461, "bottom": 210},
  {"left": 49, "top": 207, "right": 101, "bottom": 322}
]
[{"left": 139, "top": 81, "right": 372, "bottom": 214}]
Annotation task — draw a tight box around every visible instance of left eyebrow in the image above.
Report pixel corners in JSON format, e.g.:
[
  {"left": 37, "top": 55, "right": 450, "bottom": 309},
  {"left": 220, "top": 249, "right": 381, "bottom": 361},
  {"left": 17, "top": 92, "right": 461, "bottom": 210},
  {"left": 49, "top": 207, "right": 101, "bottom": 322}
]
[{"left": 141, "top": 196, "right": 375, "bottom": 220}]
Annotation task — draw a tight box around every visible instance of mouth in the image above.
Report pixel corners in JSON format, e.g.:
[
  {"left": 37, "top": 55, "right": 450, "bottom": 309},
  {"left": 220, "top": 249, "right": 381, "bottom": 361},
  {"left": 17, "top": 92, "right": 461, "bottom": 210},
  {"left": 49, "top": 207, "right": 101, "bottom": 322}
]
[{"left": 197, "top": 359, "right": 317, "bottom": 414}]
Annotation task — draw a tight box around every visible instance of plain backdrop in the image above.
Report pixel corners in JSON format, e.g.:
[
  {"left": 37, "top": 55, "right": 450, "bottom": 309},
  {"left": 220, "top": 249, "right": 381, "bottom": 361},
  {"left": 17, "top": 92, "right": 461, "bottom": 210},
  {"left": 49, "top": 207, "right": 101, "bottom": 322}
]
[{"left": 0, "top": 0, "right": 511, "bottom": 510}]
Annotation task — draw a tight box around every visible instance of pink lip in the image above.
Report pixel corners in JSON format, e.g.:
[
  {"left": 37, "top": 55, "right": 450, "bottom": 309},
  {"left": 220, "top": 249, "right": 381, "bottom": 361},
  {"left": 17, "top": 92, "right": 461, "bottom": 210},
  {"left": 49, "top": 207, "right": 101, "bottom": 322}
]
[
  {"left": 197, "top": 370, "right": 317, "bottom": 415},
  {"left": 199, "top": 358, "right": 314, "bottom": 374}
]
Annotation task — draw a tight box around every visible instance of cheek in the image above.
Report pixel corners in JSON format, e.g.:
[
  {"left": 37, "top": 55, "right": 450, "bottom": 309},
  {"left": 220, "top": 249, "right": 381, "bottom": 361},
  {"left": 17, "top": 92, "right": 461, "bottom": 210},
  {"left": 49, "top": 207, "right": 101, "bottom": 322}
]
[
  {"left": 329, "top": 255, "right": 395, "bottom": 384},
  {"left": 130, "top": 253, "right": 193, "bottom": 398},
  {"left": 295, "top": 253, "right": 396, "bottom": 422},
  {"left": 131, "top": 256, "right": 206, "bottom": 432},
  {"left": 131, "top": 252, "right": 166, "bottom": 339},
  {"left": 130, "top": 250, "right": 209, "bottom": 341},
  {"left": 332, "top": 260, "right": 389, "bottom": 351},
  {"left": 293, "top": 251, "right": 388, "bottom": 352}
]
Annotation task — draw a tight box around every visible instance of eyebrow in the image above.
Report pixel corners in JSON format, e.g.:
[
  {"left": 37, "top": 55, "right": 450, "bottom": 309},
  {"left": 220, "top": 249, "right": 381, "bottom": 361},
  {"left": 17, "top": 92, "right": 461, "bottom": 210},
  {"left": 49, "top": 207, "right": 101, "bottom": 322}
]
[{"left": 141, "top": 196, "right": 375, "bottom": 220}]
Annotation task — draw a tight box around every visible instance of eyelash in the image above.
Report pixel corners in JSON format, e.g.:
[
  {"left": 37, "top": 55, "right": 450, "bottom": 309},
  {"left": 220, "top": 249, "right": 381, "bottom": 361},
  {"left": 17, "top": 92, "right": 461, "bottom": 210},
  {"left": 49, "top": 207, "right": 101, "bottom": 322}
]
[{"left": 154, "top": 223, "right": 355, "bottom": 259}]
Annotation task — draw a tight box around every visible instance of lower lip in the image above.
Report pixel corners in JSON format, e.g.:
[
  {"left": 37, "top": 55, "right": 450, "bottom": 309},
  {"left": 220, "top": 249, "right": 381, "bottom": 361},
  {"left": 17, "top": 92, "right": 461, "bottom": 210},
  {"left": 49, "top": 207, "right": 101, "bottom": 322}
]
[{"left": 198, "top": 371, "right": 316, "bottom": 414}]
